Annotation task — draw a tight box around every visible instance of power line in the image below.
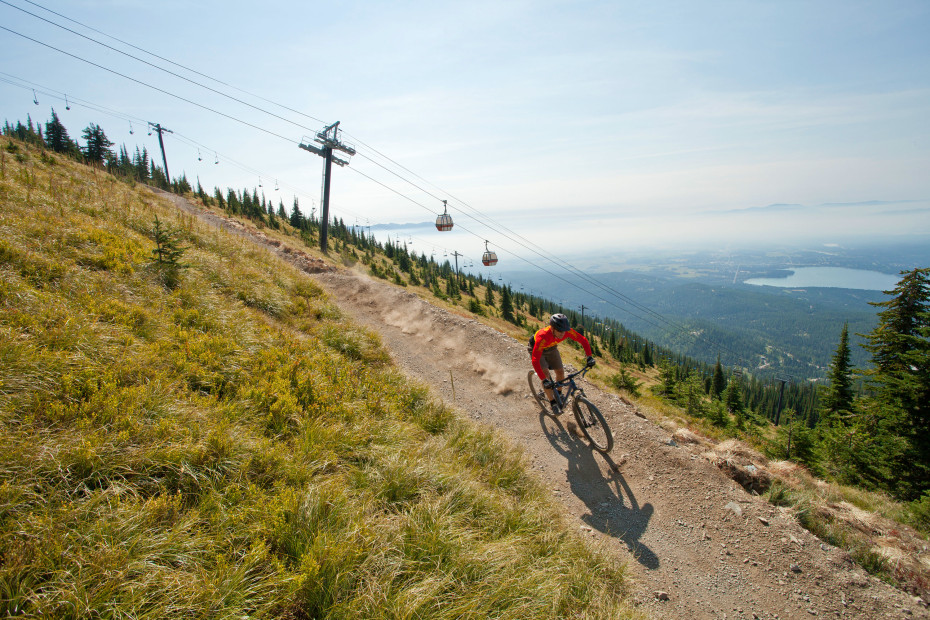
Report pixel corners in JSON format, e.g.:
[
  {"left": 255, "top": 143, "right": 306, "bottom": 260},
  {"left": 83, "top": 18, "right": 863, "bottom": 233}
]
[
  {"left": 0, "top": 70, "right": 369, "bottom": 226},
  {"left": 345, "top": 143, "right": 710, "bottom": 334},
  {"left": 343, "top": 135, "right": 747, "bottom": 358},
  {"left": 0, "top": 25, "right": 296, "bottom": 144},
  {"left": 16, "top": 0, "right": 326, "bottom": 126},
  {"left": 348, "top": 133, "right": 716, "bottom": 339},
  {"left": 0, "top": 0, "right": 323, "bottom": 135},
  {"left": 337, "top": 125, "right": 741, "bottom": 356},
  {"left": 346, "top": 166, "right": 672, "bottom": 331}
]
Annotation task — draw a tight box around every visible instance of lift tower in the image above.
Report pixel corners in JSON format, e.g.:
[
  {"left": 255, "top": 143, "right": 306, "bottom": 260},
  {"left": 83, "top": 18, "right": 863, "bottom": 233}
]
[
  {"left": 149, "top": 123, "right": 172, "bottom": 184},
  {"left": 298, "top": 122, "right": 356, "bottom": 253}
]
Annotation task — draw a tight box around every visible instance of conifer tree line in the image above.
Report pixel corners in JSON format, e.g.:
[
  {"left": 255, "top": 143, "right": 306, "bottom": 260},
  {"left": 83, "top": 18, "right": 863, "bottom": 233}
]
[
  {"left": 4, "top": 110, "right": 188, "bottom": 193},
  {"left": 5, "top": 111, "right": 927, "bottom": 503},
  {"left": 815, "top": 269, "right": 930, "bottom": 500}
]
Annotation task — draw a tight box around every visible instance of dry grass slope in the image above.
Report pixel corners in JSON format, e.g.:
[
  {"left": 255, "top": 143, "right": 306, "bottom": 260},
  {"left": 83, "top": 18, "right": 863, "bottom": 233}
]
[{"left": 0, "top": 139, "right": 639, "bottom": 618}]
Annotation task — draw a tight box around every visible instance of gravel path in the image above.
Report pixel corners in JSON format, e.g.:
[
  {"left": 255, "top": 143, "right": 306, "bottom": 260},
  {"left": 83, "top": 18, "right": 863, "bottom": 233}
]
[{"left": 159, "top": 189, "right": 927, "bottom": 619}]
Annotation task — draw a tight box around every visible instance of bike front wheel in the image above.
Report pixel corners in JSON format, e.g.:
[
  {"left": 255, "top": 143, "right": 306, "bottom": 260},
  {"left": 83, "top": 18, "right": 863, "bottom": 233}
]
[
  {"left": 527, "top": 370, "right": 548, "bottom": 412},
  {"left": 572, "top": 396, "right": 613, "bottom": 453}
]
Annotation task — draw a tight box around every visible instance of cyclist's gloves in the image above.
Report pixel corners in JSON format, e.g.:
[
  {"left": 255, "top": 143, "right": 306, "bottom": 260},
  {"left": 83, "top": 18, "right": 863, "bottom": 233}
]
[
  {"left": 585, "top": 356, "right": 596, "bottom": 368},
  {"left": 542, "top": 378, "right": 555, "bottom": 389}
]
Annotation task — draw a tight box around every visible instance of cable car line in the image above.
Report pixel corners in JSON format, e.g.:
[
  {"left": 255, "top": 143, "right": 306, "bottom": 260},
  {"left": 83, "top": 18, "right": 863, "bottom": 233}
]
[
  {"left": 0, "top": 73, "right": 330, "bottom": 224},
  {"left": 0, "top": 1, "right": 323, "bottom": 135},
  {"left": 335, "top": 123, "right": 741, "bottom": 357},
  {"left": 349, "top": 153, "right": 743, "bottom": 357},
  {"left": 0, "top": 72, "right": 147, "bottom": 126},
  {"left": 346, "top": 143, "right": 750, "bottom": 363},
  {"left": 0, "top": 25, "right": 296, "bottom": 144},
  {"left": 347, "top": 167, "right": 671, "bottom": 332},
  {"left": 12, "top": 0, "right": 327, "bottom": 126},
  {"left": 336, "top": 126, "right": 741, "bottom": 357}
]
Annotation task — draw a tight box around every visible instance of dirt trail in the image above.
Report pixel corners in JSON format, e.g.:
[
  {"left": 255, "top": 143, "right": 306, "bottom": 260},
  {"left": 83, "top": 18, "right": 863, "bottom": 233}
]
[{"left": 160, "top": 190, "right": 927, "bottom": 619}]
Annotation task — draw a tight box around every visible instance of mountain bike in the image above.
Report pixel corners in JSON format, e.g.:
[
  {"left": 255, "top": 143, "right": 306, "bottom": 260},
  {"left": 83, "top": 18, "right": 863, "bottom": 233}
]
[{"left": 528, "top": 366, "right": 613, "bottom": 453}]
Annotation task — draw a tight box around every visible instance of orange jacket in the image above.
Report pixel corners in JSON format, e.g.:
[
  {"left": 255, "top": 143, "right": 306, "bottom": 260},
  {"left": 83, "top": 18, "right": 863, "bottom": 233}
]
[{"left": 530, "top": 325, "right": 592, "bottom": 380}]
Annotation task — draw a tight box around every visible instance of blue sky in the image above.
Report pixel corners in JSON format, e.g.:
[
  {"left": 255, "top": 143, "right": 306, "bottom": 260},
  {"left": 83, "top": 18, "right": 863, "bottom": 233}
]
[{"left": 2, "top": 0, "right": 928, "bottom": 265}]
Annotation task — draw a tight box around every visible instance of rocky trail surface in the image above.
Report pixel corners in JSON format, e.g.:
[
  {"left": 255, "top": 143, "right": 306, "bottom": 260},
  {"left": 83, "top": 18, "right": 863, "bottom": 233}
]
[{"left": 160, "top": 190, "right": 927, "bottom": 619}]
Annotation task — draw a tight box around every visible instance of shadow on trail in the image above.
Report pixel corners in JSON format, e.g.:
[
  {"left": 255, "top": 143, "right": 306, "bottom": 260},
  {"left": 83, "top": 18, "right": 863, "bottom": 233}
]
[{"left": 540, "top": 410, "right": 659, "bottom": 570}]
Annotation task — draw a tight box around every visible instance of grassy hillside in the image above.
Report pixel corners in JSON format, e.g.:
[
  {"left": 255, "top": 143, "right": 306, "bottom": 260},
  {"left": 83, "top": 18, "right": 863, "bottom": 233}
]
[{"left": 0, "top": 139, "right": 636, "bottom": 618}]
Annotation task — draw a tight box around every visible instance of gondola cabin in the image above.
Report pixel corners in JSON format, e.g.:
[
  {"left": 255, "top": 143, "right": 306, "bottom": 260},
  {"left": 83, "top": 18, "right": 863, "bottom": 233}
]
[
  {"left": 481, "top": 240, "right": 498, "bottom": 266},
  {"left": 435, "top": 200, "right": 453, "bottom": 231}
]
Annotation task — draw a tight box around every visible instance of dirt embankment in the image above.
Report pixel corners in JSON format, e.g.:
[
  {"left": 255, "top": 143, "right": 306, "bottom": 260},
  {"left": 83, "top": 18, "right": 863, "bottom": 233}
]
[{"left": 160, "top": 190, "right": 927, "bottom": 619}]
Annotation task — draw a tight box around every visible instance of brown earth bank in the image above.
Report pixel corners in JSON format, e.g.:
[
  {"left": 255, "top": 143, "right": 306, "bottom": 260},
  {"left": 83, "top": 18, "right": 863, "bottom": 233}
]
[{"left": 157, "top": 189, "right": 928, "bottom": 619}]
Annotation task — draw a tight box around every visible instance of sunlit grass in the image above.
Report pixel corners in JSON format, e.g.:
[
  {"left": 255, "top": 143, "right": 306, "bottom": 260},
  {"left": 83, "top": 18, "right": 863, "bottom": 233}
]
[{"left": 0, "top": 140, "right": 637, "bottom": 618}]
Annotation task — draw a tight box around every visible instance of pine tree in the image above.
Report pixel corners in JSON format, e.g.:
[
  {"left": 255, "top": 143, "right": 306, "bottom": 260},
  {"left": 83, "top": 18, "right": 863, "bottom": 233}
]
[
  {"left": 133, "top": 147, "right": 150, "bottom": 181},
  {"left": 242, "top": 189, "right": 254, "bottom": 216},
  {"left": 151, "top": 215, "right": 186, "bottom": 288},
  {"left": 226, "top": 189, "right": 240, "bottom": 214},
  {"left": 658, "top": 359, "right": 676, "bottom": 396},
  {"left": 684, "top": 372, "right": 706, "bottom": 417},
  {"left": 81, "top": 123, "right": 113, "bottom": 167},
  {"left": 861, "top": 268, "right": 930, "bottom": 498},
  {"left": 711, "top": 355, "right": 726, "bottom": 399},
  {"left": 117, "top": 145, "right": 132, "bottom": 175},
  {"left": 290, "top": 197, "right": 303, "bottom": 228},
  {"left": 821, "top": 322, "right": 855, "bottom": 424},
  {"left": 500, "top": 286, "right": 515, "bottom": 323},
  {"left": 150, "top": 164, "right": 168, "bottom": 189},
  {"left": 44, "top": 109, "right": 75, "bottom": 154},
  {"left": 724, "top": 379, "right": 743, "bottom": 414},
  {"left": 196, "top": 178, "right": 208, "bottom": 204},
  {"left": 173, "top": 173, "right": 191, "bottom": 194}
]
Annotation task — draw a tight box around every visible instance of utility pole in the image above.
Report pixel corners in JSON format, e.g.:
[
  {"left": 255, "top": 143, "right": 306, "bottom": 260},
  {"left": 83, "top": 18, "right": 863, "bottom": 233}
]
[
  {"left": 580, "top": 304, "right": 588, "bottom": 331},
  {"left": 149, "top": 123, "right": 172, "bottom": 185},
  {"left": 451, "top": 251, "right": 462, "bottom": 276},
  {"left": 298, "top": 122, "right": 355, "bottom": 253}
]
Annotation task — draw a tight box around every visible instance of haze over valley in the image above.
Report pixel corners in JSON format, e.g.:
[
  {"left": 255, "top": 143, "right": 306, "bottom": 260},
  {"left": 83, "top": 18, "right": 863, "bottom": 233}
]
[{"left": 365, "top": 229, "right": 930, "bottom": 380}]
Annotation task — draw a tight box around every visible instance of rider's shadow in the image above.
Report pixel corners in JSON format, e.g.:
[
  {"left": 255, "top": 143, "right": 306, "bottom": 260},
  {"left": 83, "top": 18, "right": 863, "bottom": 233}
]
[{"left": 540, "top": 411, "right": 660, "bottom": 570}]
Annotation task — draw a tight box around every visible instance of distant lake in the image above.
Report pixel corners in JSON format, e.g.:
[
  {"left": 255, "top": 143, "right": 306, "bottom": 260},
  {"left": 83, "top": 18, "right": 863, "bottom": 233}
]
[{"left": 745, "top": 267, "right": 899, "bottom": 290}]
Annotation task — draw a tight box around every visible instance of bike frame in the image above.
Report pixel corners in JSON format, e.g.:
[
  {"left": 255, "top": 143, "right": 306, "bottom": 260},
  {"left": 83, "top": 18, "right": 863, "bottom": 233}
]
[{"left": 549, "top": 366, "right": 591, "bottom": 408}]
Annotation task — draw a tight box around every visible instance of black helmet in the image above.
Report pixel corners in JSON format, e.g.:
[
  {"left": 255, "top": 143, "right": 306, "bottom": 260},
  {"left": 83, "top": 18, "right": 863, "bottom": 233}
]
[{"left": 550, "top": 313, "right": 570, "bottom": 332}]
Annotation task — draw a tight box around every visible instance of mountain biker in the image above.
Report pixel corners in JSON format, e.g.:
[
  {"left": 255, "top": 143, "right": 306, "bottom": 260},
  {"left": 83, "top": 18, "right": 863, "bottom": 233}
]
[{"left": 528, "top": 313, "right": 596, "bottom": 414}]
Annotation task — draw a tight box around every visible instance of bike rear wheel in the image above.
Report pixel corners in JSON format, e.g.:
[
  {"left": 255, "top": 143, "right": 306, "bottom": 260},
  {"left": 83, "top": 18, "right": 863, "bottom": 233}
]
[
  {"left": 572, "top": 396, "right": 613, "bottom": 453},
  {"left": 527, "top": 370, "right": 549, "bottom": 412}
]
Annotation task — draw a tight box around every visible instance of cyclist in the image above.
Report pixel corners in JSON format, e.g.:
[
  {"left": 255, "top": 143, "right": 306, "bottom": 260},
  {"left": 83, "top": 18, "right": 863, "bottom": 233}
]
[{"left": 528, "top": 313, "right": 596, "bottom": 414}]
